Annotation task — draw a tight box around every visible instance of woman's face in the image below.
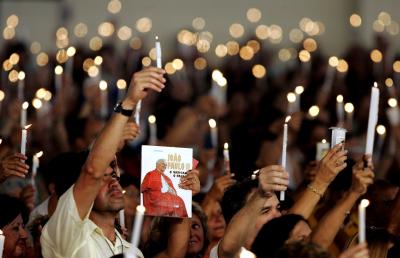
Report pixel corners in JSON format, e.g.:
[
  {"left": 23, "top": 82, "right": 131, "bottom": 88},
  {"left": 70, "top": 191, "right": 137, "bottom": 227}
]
[
  {"left": 187, "top": 214, "right": 205, "bottom": 255},
  {"left": 2, "top": 214, "right": 29, "bottom": 257}
]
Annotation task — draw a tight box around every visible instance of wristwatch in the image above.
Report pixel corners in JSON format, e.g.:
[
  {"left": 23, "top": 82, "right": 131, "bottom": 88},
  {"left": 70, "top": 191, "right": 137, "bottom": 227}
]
[{"left": 113, "top": 102, "right": 134, "bottom": 117}]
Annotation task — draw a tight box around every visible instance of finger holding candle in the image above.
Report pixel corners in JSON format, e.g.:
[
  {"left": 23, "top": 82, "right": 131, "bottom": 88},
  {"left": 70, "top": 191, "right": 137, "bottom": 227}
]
[
  {"left": 365, "top": 82, "right": 380, "bottom": 156},
  {"left": 155, "top": 36, "right": 162, "bottom": 68},
  {"left": 358, "top": 199, "right": 370, "bottom": 244},
  {"left": 280, "top": 115, "right": 291, "bottom": 201}
]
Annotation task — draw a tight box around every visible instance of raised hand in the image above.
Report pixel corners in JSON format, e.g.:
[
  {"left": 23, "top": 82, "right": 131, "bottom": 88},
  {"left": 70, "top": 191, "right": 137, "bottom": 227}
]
[
  {"left": 0, "top": 153, "right": 29, "bottom": 183},
  {"left": 206, "top": 174, "right": 237, "bottom": 201},
  {"left": 258, "top": 165, "right": 289, "bottom": 193},
  {"left": 179, "top": 169, "right": 201, "bottom": 195},
  {"left": 350, "top": 157, "right": 374, "bottom": 195},
  {"left": 117, "top": 122, "right": 140, "bottom": 151},
  {"left": 314, "top": 143, "right": 348, "bottom": 185}
]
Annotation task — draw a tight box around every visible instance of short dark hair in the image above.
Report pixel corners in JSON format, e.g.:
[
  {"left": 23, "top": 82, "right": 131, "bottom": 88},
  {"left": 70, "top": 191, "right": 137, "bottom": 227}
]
[
  {"left": 275, "top": 241, "right": 333, "bottom": 258},
  {"left": 220, "top": 178, "right": 258, "bottom": 223},
  {"left": 42, "top": 151, "right": 89, "bottom": 197},
  {"left": 0, "top": 194, "right": 29, "bottom": 229},
  {"left": 251, "top": 214, "right": 309, "bottom": 258}
]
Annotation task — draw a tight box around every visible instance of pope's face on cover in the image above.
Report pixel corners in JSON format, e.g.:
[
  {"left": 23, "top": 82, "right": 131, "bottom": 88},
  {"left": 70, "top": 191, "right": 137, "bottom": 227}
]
[{"left": 156, "top": 160, "right": 167, "bottom": 173}]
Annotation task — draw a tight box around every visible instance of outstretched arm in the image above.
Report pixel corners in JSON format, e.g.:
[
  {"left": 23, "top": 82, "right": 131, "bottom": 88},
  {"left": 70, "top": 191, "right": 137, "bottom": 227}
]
[
  {"left": 311, "top": 157, "right": 374, "bottom": 248},
  {"left": 74, "top": 67, "right": 166, "bottom": 219},
  {"left": 289, "top": 143, "right": 347, "bottom": 219}
]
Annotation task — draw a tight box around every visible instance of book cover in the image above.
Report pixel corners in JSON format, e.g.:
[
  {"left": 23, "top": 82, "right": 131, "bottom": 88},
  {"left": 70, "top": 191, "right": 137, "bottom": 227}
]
[{"left": 140, "top": 145, "right": 193, "bottom": 218}]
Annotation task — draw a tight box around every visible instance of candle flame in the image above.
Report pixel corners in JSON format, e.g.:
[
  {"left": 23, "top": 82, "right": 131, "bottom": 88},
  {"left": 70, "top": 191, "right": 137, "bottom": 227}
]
[
  {"left": 373, "top": 82, "right": 378, "bottom": 88},
  {"left": 344, "top": 102, "right": 354, "bottom": 113},
  {"left": 22, "top": 101, "right": 29, "bottom": 109},
  {"left": 224, "top": 142, "right": 229, "bottom": 149},
  {"left": 0, "top": 139, "right": 2, "bottom": 145},
  {"left": 360, "top": 199, "right": 370, "bottom": 208},
  {"left": 295, "top": 86, "right": 304, "bottom": 95},
  {"left": 208, "top": 118, "right": 217, "bottom": 128},
  {"left": 253, "top": 169, "right": 260, "bottom": 175},
  {"left": 155, "top": 35, "right": 159, "bottom": 41},
  {"left": 24, "top": 124, "right": 32, "bottom": 130},
  {"left": 99, "top": 80, "right": 108, "bottom": 90},
  {"left": 67, "top": 46, "right": 76, "bottom": 57},
  {"left": 136, "top": 205, "right": 146, "bottom": 213},
  {"left": 388, "top": 98, "right": 398, "bottom": 108},
  {"left": 376, "top": 125, "right": 386, "bottom": 135},
  {"left": 94, "top": 56, "right": 103, "bottom": 65},
  {"left": 285, "top": 116, "right": 291, "bottom": 123},
  {"left": 148, "top": 115, "right": 156, "bottom": 124},
  {"left": 0, "top": 229, "right": 3, "bottom": 234},
  {"left": 35, "top": 151, "right": 43, "bottom": 158},
  {"left": 122, "top": 190, "right": 126, "bottom": 194},
  {"left": 287, "top": 92, "right": 296, "bottom": 103},
  {"left": 54, "top": 65, "right": 63, "bottom": 75},
  {"left": 322, "top": 139, "right": 327, "bottom": 143},
  {"left": 336, "top": 94, "right": 343, "bottom": 103},
  {"left": 18, "top": 71, "right": 25, "bottom": 80}
]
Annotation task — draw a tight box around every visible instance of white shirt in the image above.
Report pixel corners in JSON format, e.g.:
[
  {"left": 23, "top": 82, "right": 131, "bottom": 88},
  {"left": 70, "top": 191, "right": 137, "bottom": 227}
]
[
  {"left": 40, "top": 185, "right": 144, "bottom": 258},
  {"left": 210, "top": 242, "right": 253, "bottom": 258}
]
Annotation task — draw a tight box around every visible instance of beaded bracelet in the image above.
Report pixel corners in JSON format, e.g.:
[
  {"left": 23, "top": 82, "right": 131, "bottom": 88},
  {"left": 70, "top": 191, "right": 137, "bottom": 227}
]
[{"left": 307, "top": 184, "right": 324, "bottom": 198}]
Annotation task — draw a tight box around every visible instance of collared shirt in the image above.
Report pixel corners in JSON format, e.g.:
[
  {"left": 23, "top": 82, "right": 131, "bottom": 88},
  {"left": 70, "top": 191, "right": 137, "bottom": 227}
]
[{"left": 40, "top": 185, "right": 144, "bottom": 258}]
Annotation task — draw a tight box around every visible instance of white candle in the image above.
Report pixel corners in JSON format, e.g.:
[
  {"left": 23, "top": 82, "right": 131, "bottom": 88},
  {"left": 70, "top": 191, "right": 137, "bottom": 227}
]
[
  {"left": 0, "top": 90, "right": 5, "bottom": 114},
  {"left": 386, "top": 98, "right": 399, "bottom": 126},
  {"left": 99, "top": 80, "right": 108, "bottom": 119},
  {"left": 54, "top": 65, "right": 63, "bottom": 94},
  {"left": 344, "top": 102, "right": 354, "bottom": 130},
  {"left": 0, "top": 230, "right": 4, "bottom": 258},
  {"left": 316, "top": 139, "right": 330, "bottom": 161},
  {"left": 135, "top": 100, "right": 142, "bottom": 126},
  {"left": 336, "top": 95, "right": 344, "bottom": 126},
  {"left": 280, "top": 116, "right": 291, "bottom": 201},
  {"left": 119, "top": 209, "right": 125, "bottom": 228},
  {"left": 208, "top": 119, "right": 218, "bottom": 149},
  {"left": 20, "top": 124, "right": 31, "bottom": 156},
  {"left": 223, "top": 142, "right": 230, "bottom": 174},
  {"left": 330, "top": 127, "right": 347, "bottom": 148},
  {"left": 294, "top": 86, "right": 304, "bottom": 112},
  {"left": 286, "top": 92, "right": 296, "bottom": 115},
  {"left": 321, "top": 57, "right": 337, "bottom": 92},
  {"left": 375, "top": 125, "right": 386, "bottom": 160},
  {"left": 358, "top": 199, "right": 370, "bottom": 244},
  {"left": 148, "top": 115, "right": 157, "bottom": 145},
  {"left": 130, "top": 205, "right": 146, "bottom": 250},
  {"left": 365, "top": 83, "right": 380, "bottom": 155},
  {"left": 116, "top": 79, "right": 127, "bottom": 102},
  {"left": 20, "top": 101, "right": 29, "bottom": 128},
  {"left": 66, "top": 46, "right": 76, "bottom": 76},
  {"left": 155, "top": 36, "right": 162, "bottom": 68},
  {"left": 17, "top": 71, "right": 25, "bottom": 102},
  {"left": 31, "top": 151, "right": 43, "bottom": 185}
]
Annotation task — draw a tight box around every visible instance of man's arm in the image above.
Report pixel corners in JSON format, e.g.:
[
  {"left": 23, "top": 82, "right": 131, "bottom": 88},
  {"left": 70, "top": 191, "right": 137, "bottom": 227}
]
[
  {"left": 74, "top": 67, "right": 166, "bottom": 219},
  {"left": 155, "top": 218, "right": 190, "bottom": 258},
  {"left": 218, "top": 165, "right": 289, "bottom": 258},
  {"left": 289, "top": 143, "right": 347, "bottom": 219}
]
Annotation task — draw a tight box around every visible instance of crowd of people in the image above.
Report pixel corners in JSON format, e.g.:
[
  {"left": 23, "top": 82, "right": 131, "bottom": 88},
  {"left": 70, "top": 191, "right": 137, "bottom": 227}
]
[{"left": 1, "top": 25, "right": 400, "bottom": 258}]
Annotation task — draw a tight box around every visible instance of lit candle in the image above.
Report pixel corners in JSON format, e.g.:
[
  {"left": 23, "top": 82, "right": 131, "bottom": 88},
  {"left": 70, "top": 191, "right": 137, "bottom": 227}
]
[
  {"left": 0, "top": 90, "right": 4, "bottom": 114},
  {"left": 155, "top": 36, "right": 162, "bottom": 68},
  {"left": 135, "top": 100, "right": 142, "bottom": 126},
  {"left": 280, "top": 116, "right": 291, "bottom": 201},
  {"left": 20, "top": 101, "right": 29, "bottom": 128},
  {"left": 223, "top": 142, "right": 230, "bottom": 174},
  {"left": 286, "top": 92, "right": 296, "bottom": 115},
  {"left": 116, "top": 79, "right": 127, "bottom": 102},
  {"left": 0, "top": 229, "right": 4, "bottom": 258},
  {"left": 17, "top": 71, "right": 25, "bottom": 102},
  {"left": 148, "top": 115, "right": 157, "bottom": 145},
  {"left": 375, "top": 125, "right": 386, "bottom": 159},
  {"left": 358, "top": 199, "right": 370, "bottom": 244},
  {"left": 386, "top": 98, "right": 399, "bottom": 126},
  {"left": 119, "top": 190, "right": 126, "bottom": 228},
  {"left": 99, "top": 80, "right": 108, "bottom": 119},
  {"left": 20, "top": 124, "right": 32, "bottom": 156},
  {"left": 365, "top": 83, "right": 380, "bottom": 155},
  {"left": 210, "top": 69, "right": 228, "bottom": 106},
  {"left": 31, "top": 151, "right": 43, "bottom": 192},
  {"left": 321, "top": 56, "right": 338, "bottom": 92},
  {"left": 54, "top": 65, "right": 63, "bottom": 94},
  {"left": 130, "top": 205, "right": 146, "bottom": 250},
  {"left": 316, "top": 139, "right": 330, "bottom": 161},
  {"left": 66, "top": 46, "right": 76, "bottom": 75},
  {"left": 330, "top": 127, "right": 347, "bottom": 148},
  {"left": 208, "top": 118, "right": 218, "bottom": 149},
  {"left": 344, "top": 102, "right": 354, "bottom": 131},
  {"left": 336, "top": 95, "right": 344, "bottom": 126},
  {"left": 294, "top": 86, "right": 304, "bottom": 112}
]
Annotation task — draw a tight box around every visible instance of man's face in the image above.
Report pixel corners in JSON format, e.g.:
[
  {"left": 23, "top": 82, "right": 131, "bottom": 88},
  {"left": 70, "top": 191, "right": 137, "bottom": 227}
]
[
  {"left": 93, "top": 167, "right": 124, "bottom": 212},
  {"left": 254, "top": 195, "right": 281, "bottom": 232},
  {"left": 156, "top": 161, "right": 167, "bottom": 173}
]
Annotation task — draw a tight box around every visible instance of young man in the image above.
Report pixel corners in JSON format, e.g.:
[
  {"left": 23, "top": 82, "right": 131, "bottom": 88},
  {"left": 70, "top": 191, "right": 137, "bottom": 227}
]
[{"left": 40, "top": 67, "right": 166, "bottom": 258}]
